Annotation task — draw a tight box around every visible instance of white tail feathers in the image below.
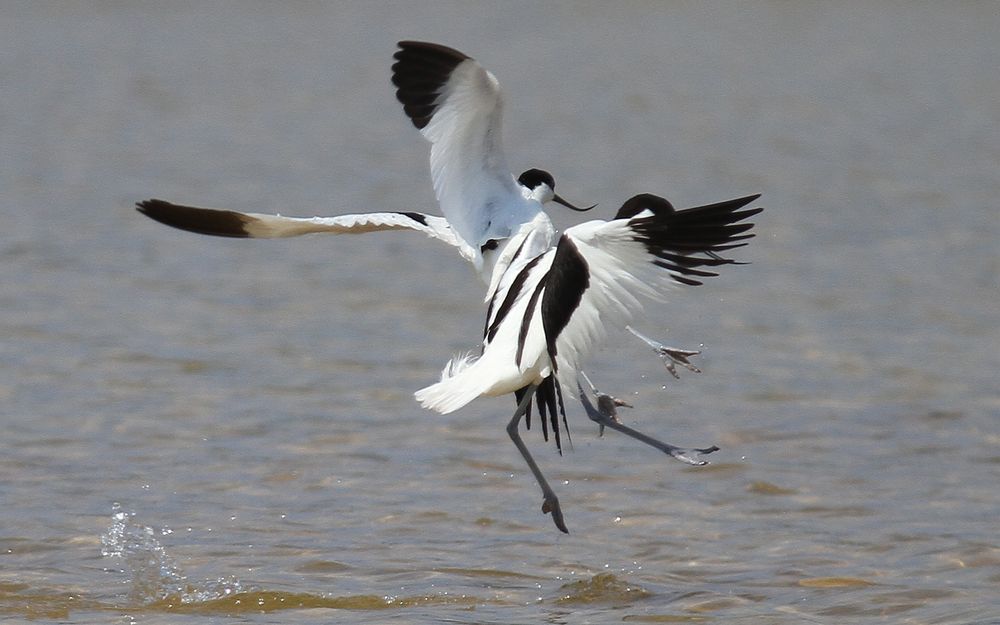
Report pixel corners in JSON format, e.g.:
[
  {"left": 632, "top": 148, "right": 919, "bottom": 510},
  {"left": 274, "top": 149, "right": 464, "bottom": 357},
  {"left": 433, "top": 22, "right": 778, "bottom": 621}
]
[
  {"left": 439, "top": 351, "right": 477, "bottom": 380},
  {"left": 414, "top": 352, "right": 484, "bottom": 414}
]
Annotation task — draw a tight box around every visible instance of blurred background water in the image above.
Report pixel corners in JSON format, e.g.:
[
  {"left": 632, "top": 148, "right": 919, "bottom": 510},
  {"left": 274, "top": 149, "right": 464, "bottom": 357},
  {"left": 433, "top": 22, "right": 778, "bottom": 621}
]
[{"left": 1, "top": 1, "right": 997, "bottom": 623}]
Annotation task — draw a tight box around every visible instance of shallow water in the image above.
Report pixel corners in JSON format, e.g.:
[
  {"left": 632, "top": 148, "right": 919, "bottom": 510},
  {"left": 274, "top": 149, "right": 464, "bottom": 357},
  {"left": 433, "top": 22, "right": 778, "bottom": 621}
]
[{"left": 2, "top": 2, "right": 998, "bottom": 623}]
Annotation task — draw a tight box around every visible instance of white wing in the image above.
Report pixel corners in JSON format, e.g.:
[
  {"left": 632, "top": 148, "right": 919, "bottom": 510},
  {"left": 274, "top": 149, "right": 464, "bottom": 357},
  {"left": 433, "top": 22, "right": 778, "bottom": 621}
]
[
  {"left": 392, "top": 41, "right": 523, "bottom": 255},
  {"left": 135, "top": 199, "right": 465, "bottom": 254},
  {"left": 541, "top": 194, "right": 763, "bottom": 389}
]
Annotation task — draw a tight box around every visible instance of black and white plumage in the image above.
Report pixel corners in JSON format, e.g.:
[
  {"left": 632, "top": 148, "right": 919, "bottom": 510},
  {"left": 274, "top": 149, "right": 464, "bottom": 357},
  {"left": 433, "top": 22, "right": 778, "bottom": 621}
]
[
  {"left": 391, "top": 41, "right": 591, "bottom": 274},
  {"left": 418, "top": 194, "right": 760, "bottom": 410},
  {"left": 416, "top": 193, "right": 762, "bottom": 532},
  {"left": 134, "top": 39, "right": 764, "bottom": 534}
]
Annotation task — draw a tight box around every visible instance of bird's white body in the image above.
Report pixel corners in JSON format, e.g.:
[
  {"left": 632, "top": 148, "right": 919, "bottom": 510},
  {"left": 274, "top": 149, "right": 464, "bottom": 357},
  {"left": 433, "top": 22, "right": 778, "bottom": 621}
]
[{"left": 416, "top": 213, "right": 557, "bottom": 412}]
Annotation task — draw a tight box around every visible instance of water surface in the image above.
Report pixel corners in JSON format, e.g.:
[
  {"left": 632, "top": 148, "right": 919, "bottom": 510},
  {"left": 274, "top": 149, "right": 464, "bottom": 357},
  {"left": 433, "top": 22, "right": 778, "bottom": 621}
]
[{"left": 2, "top": 2, "right": 998, "bottom": 623}]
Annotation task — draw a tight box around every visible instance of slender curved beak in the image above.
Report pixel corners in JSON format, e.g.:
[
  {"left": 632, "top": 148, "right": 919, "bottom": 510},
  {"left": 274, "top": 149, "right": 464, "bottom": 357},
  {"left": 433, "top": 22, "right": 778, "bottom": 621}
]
[{"left": 553, "top": 193, "right": 596, "bottom": 212}]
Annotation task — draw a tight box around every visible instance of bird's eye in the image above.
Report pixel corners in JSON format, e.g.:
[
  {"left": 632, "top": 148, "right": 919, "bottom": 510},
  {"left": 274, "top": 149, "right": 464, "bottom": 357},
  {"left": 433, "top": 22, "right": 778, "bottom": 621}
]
[{"left": 481, "top": 239, "right": 500, "bottom": 253}]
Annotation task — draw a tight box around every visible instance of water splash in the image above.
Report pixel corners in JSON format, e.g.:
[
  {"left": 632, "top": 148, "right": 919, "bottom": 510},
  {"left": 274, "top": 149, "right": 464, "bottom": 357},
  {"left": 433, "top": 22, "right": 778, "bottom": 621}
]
[{"left": 100, "top": 503, "right": 244, "bottom": 605}]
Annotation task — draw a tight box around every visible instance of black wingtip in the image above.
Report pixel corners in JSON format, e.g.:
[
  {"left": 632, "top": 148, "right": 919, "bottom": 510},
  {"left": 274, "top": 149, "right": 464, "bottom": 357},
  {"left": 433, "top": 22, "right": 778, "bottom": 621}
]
[
  {"left": 136, "top": 199, "right": 251, "bottom": 238},
  {"left": 395, "top": 40, "right": 470, "bottom": 61},
  {"left": 629, "top": 192, "right": 763, "bottom": 283},
  {"left": 392, "top": 41, "right": 472, "bottom": 130}
]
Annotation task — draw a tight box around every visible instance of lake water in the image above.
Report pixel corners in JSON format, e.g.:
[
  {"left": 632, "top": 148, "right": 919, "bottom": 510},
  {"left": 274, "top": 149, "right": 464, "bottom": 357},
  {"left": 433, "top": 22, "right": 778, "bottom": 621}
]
[{"left": 2, "top": 2, "right": 998, "bottom": 623}]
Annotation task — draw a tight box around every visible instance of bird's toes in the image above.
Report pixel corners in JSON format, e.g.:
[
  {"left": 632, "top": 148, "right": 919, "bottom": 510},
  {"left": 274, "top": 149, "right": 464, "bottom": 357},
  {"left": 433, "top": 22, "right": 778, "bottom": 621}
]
[
  {"left": 542, "top": 497, "right": 569, "bottom": 533},
  {"left": 595, "top": 393, "right": 626, "bottom": 422},
  {"left": 670, "top": 445, "right": 720, "bottom": 466},
  {"left": 660, "top": 347, "right": 703, "bottom": 375}
]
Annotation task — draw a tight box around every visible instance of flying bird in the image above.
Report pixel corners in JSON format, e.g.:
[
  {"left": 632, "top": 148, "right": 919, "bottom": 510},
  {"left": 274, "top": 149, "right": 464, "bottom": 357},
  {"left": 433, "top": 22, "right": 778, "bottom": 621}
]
[
  {"left": 135, "top": 40, "right": 763, "bottom": 533},
  {"left": 137, "top": 41, "right": 591, "bottom": 283},
  {"left": 415, "top": 192, "right": 761, "bottom": 532},
  {"left": 135, "top": 39, "right": 692, "bottom": 397}
]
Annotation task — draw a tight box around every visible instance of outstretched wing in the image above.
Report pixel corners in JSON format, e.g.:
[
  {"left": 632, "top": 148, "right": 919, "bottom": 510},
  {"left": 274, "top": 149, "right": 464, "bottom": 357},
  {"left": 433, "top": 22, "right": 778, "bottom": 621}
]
[
  {"left": 541, "top": 194, "right": 763, "bottom": 386},
  {"left": 392, "top": 41, "right": 520, "bottom": 253},
  {"left": 135, "top": 199, "right": 464, "bottom": 251}
]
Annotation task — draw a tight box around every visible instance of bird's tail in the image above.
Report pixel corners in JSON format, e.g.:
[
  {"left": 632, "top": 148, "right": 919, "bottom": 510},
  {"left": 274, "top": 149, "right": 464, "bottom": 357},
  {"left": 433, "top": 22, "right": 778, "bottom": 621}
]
[{"left": 414, "top": 352, "right": 487, "bottom": 414}]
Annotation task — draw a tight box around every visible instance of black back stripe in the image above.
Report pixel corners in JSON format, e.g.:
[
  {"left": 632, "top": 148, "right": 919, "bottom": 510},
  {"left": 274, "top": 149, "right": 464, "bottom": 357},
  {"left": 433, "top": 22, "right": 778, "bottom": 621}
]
[
  {"left": 539, "top": 236, "right": 590, "bottom": 370},
  {"left": 483, "top": 235, "right": 531, "bottom": 340},
  {"left": 506, "top": 232, "right": 531, "bottom": 266},
  {"left": 516, "top": 276, "right": 547, "bottom": 368},
  {"left": 486, "top": 249, "right": 543, "bottom": 343},
  {"left": 136, "top": 199, "right": 251, "bottom": 238},
  {"left": 483, "top": 289, "right": 500, "bottom": 345}
]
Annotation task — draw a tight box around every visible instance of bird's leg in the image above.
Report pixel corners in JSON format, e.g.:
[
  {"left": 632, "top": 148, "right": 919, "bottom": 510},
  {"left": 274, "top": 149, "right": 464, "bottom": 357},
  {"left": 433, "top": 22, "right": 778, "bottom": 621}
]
[
  {"left": 579, "top": 371, "right": 632, "bottom": 436},
  {"left": 506, "top": 384, "right": 568, "bottom": 533},
  {"left": 626, "top": 325, "right": 702, "bottom": 379},
  {"left": 578, "top": 383, "right": 719, "bottom": 466}
]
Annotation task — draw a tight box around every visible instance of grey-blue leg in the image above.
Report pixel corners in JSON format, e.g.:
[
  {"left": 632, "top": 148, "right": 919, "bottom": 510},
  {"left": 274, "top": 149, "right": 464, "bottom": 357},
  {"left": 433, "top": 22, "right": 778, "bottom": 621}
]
[
  {"left": 507, "top": 384, "right": 568, "bottom": 533},
  {"left": 578, "top": 383, "right": 719, "bottom": 466},
  {"left": 626, "top": 325, "right": 702, "bottom": 379}
]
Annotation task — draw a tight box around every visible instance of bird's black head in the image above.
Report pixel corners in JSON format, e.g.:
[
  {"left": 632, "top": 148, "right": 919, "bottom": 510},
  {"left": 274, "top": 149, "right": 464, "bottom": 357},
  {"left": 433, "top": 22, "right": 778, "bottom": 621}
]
[
  {"left": 518, "top": 168, "right": 594, "bottom": 212},
  {"left": 517, "top": 168, "right": 555, "bottom": 192},
  {"left": 614, "top": 193, "right": 675, "bottom": 220}
]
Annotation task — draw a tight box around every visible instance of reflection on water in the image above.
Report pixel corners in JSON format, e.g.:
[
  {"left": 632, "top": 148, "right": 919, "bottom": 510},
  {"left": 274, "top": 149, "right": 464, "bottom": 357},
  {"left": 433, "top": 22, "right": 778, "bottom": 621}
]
[{"left": 2, "top": 2, "right": 998, "bottom": 624}]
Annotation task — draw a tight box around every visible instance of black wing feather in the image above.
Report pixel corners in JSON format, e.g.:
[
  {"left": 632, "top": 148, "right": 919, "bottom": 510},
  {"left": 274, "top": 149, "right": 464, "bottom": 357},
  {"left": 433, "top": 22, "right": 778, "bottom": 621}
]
[
  {"left": 392, "top": 41, "right": 470, "bottom": 130},
  {"left": 539, "top": 236, "right": 589, "bottom": 369},
  {"left": 136, "top": 199, "right": 251, "bottom": 238},
  {"left": 627, "top": 194, "right": 762, "bottom": 285}
]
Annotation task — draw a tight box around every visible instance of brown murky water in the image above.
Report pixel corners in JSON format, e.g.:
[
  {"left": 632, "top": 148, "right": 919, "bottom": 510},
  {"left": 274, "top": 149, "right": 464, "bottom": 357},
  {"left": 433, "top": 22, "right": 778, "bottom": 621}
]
[{"left": 2, "top": 2, "right": 998, "bottom": 623}]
